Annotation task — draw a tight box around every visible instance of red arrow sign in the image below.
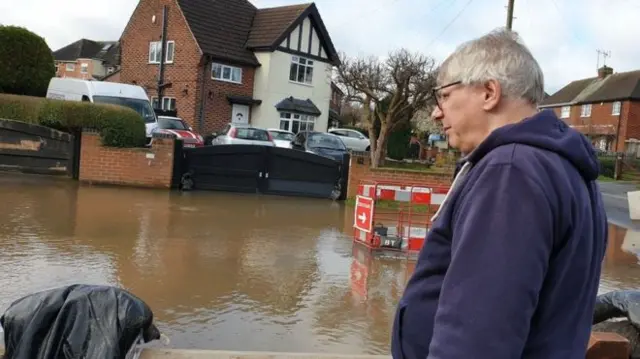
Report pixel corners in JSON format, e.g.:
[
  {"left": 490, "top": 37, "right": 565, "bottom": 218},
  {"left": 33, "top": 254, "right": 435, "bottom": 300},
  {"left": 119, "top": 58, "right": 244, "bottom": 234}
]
[{"left": 354, "top": 195, "right": 374, "bottom": 233}]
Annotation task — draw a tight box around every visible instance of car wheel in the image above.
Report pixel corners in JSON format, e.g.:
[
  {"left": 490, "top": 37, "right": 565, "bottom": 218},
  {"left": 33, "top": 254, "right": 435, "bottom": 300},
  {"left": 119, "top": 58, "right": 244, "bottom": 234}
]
[{"left": 365, "top": 146, "right": 370, "bottom": 152}]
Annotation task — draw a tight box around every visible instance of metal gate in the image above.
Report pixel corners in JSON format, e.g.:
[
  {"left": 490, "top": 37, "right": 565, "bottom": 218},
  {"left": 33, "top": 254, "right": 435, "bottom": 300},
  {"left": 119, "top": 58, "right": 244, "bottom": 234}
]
[
  {"left": 0, "top": 119, "right": 76, "bottom": 177},
  {"left": 180, "top": 145, "right": 347, "bottom": 199}
]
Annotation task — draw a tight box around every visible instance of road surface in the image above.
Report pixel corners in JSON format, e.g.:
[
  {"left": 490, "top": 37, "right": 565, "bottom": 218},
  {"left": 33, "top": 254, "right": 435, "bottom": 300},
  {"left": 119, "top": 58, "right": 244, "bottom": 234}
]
[{"left": 599, "top": 181, "right": 639, "bottom": 230}]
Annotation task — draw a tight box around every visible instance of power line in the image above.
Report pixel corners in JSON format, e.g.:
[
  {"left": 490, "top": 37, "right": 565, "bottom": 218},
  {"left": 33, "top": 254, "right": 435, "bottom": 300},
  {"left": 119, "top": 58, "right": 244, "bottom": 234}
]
[{"left": 425, "top": 0, "right": 475, "bottom": 48}]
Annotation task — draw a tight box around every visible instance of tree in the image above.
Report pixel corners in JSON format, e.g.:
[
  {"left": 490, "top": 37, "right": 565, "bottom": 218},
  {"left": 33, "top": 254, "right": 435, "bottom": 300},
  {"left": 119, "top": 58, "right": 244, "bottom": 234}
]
[
  {"left": 0, "top": 25, "right": 55, "bottom": 97},
  {"left": 412, "top": 105, "right": 443, "bottom": 137},
  {"left": 335, "top": 49, "right": 436, "bottom": 167}
]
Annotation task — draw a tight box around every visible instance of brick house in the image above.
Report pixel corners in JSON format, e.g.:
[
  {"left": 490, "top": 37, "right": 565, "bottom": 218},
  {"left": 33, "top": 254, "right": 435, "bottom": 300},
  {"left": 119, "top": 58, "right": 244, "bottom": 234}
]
[
  {"left": 118, "top": 0, "right": 340, "bottom": 135},
  {"left": 539, "top": 66, "right": 640, "bottom": 154},
  {"left": 52, "top": 39, "right": 120, "bottom": 80}
]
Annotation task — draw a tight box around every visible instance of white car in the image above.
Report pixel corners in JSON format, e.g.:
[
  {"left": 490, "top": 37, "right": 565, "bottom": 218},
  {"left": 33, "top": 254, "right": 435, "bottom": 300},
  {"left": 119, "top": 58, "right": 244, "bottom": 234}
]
[
  {"left": 328, "top": 128, "right": 370, "bottom": 152},
  {"left": 267, "top": 128, "right": 295, "bottom": 148},
  {"left": 210, "top": 123, "right": 275, "bottom": 146}
]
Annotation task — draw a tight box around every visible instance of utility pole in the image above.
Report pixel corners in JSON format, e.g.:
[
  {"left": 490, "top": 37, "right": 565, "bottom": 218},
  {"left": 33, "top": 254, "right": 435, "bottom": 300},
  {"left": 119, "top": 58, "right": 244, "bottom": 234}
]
[{"left": 506, "top": 0, "right": 515, "bottom": 30}]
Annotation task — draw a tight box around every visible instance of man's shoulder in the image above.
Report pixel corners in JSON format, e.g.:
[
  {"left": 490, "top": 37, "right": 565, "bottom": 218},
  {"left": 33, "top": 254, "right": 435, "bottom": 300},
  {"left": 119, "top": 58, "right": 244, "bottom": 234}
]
[{"left": 479, "top": 143, "right": 569, "bottom": 172}]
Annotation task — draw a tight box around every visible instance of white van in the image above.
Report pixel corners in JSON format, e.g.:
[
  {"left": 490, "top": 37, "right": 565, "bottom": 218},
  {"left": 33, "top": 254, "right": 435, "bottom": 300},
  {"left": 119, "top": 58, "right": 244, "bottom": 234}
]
[{"left": 46, "top": 78, "right": 158, "bottom": 142}]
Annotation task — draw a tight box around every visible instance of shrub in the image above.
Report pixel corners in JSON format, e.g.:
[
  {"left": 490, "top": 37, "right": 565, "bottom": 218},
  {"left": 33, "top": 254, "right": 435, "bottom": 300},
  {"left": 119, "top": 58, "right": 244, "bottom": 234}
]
[
  {"left": 599, "top": 157, "right": 616, "bottom": 178},
  {"left": 0, "top": 94, "right": 146, "bottom": 147},
  {"left": 0, "top": 26, "right": 55, "bottom": 97}
]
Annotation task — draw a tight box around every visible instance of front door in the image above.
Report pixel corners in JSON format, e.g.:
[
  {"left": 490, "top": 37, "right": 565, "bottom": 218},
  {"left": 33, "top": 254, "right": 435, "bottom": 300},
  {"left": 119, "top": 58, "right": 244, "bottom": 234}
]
[{"left": 231, "top": 104, "right": 249, "bottom": 125}]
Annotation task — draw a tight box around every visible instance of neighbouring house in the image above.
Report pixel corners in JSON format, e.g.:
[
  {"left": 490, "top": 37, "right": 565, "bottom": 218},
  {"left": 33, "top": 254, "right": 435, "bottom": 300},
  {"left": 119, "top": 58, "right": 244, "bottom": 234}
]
[
  {"left": 328, "top": 82, "right": 344, "bottom": 128},
  {"left": 539, "top": 65, "right": 640, "bottom": 154},
  {"left": 118, "top": 0, "right": 340, "bottom": 135},
  {"left": 52, "top": 39, "right": 121, "bottom": 81}
]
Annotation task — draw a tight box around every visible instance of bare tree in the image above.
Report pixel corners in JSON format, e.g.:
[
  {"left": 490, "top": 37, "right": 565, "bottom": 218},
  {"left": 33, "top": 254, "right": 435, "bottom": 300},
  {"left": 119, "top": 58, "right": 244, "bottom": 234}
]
[
  {"left": 412, "top": 105, "right": 442, "bottom": 136},
  {"left": 335, "top": 49, "right": 437, "bottom": 167}
]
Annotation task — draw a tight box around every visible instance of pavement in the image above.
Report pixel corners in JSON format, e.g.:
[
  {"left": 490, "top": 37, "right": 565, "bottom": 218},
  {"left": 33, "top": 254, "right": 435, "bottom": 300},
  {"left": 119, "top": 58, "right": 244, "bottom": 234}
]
[{"left": 599, "top": 181, "right": 639, "bottom": 230}]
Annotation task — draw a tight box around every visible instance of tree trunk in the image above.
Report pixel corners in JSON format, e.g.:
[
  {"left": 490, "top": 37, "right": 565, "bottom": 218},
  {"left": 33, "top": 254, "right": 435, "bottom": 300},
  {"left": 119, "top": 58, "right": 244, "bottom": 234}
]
[{"left": 371, "top": 123, "right": 390, "bottom": 168}]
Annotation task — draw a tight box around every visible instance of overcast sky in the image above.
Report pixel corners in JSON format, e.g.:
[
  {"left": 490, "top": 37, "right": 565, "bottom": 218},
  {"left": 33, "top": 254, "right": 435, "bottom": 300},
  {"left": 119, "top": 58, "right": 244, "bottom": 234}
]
[{"left": 1, "top": 0, "right": 638, "bottom": 93}]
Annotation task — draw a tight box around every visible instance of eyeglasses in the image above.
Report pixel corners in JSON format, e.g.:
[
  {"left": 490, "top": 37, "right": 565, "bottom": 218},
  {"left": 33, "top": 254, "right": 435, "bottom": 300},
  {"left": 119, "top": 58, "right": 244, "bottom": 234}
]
[{"left": 432, "top": 80, "right": 462, "bottom": 111}]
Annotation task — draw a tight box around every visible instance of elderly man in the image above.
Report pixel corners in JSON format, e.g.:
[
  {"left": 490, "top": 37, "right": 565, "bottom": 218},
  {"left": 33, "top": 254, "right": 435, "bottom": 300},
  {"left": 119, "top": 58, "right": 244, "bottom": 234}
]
[{"left": 391, "top": 28, "right": 607, "bottom": 358}]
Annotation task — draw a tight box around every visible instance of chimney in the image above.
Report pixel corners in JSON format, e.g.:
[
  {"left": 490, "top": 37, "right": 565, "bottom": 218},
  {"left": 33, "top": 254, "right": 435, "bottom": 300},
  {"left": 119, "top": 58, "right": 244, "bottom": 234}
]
[{"left": 598, "top": 65, "right": 614, "bottom": 79}]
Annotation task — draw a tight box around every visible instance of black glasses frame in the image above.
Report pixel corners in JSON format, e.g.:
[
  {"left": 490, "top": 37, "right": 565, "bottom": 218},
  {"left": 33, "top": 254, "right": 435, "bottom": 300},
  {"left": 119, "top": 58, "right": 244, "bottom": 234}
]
[{"left": 432, "top": 80, "right": 462, "bottom": 111}]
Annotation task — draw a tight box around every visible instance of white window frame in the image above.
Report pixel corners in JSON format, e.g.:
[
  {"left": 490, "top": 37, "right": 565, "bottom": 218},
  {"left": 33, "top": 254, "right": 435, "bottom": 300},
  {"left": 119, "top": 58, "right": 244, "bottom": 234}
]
[
  {"left": 151, "top": 96, "right": 176, "bottom": 111},
  {"left": 289, "top": 55, "right": 314, "bottom": 85},
  {"left": 80, "top": 63, "right": 88, "bottom": 73},
  {"left": 560, "top": 106, "right": 570, "bottom": 119},
  {"left": 612, "top": 101, "right": 621, "bottom": 116},
  {"left": 66, "top": 63, "right": 75, "bottom": 71},
  {"left": 211, "top": 63, "right": 242, "bottom": 83},
  {"left": 580, "top": 104, "right": 592, "bottom": 118},
  {"left": 149, "top": 41, "right": 175, "bottom": 64},
  {"left": 278, "top": 112, "right": 316, "bottom": 133}
]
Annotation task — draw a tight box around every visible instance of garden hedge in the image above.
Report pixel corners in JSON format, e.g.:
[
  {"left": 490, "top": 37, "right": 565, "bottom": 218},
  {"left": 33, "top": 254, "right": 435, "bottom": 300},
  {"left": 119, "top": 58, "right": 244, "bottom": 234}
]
[
  {"left": 0, "top": 94, "right": 146, "bottom": 147},
  {"left": 0, "top": 25, "right": 55, "bottom": 97}
]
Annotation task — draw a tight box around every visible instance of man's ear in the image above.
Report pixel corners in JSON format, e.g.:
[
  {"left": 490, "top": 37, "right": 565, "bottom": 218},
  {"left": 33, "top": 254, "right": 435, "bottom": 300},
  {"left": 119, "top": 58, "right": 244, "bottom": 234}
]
[{"left": 482, "top": 79, "right": 501, "bottom": 111}]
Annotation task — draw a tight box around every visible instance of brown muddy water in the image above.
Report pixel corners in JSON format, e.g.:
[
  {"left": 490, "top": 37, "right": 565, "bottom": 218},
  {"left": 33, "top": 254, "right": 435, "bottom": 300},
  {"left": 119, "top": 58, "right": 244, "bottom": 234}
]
[{"left": 0, "top": 174, "right": 637, "bottom": 354}]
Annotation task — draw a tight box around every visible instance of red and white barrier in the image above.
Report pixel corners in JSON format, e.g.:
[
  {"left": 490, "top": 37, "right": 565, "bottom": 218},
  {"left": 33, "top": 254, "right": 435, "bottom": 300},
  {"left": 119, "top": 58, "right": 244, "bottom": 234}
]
[{"left": 357, "top": 184, "right": 448, "bottom": 205}]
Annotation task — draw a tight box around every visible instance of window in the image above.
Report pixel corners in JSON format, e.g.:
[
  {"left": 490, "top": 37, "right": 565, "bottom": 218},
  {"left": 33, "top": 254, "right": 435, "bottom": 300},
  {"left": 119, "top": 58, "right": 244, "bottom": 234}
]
[
  {"left": 66, "top": 63, "right": 75, "bottom": 71},
  {"left": 92, "top": 96, "right": 157, "bottom": 124},
  {"left": 612, "top": 101, "right": 621, "bottom": 116},
  {"left": 148, "top": 40, "right": 175, "bottom": 64},
  {"left": 151, "top": 96, "right": 176, "bottom": 111},
  {"left": 80, "top": 63, "right": 88, "bottom": 73},
  {"left": 289, "top": 56, "right": 313, "bottom": 84},
  {"left": 279, "top": 112, "right": 316, "bottom": 133},
  {"left": 560, "top": 106, "right": 570, "bottom": 119},
  {"left": 211, "top": 63, "right": 242, "bottom": 83},
  {"left": 580, "top": 104, "right": 592, "bottom": 118}
]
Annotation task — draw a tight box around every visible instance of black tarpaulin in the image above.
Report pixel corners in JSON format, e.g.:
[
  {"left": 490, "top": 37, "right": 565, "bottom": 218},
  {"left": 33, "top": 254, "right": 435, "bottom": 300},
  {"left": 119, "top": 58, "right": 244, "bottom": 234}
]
[{"left": 0, "top": 284, "right": 160, "bottom": 359}]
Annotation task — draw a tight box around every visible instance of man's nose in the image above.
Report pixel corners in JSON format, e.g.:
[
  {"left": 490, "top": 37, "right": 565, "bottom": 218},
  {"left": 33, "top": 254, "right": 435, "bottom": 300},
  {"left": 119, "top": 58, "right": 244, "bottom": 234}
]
[{"left": 431, "top": 105, "right": 443, "bottom": 121}]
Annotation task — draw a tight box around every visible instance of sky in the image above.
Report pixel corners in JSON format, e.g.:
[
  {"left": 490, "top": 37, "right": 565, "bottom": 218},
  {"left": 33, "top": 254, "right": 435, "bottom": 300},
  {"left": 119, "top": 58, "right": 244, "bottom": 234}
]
[{"left": 1, "top": 0, "right": 639, "bottom": 94}]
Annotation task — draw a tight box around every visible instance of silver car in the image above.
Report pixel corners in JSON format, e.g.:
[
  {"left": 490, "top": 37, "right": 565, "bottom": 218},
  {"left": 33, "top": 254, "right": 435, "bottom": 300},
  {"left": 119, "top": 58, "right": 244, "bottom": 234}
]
[
  {"left": 267, "top": 128, "right": 295, "bottom": 148},
  {"left": 210, "top": 124, "right": 275, "bottom": 146}
]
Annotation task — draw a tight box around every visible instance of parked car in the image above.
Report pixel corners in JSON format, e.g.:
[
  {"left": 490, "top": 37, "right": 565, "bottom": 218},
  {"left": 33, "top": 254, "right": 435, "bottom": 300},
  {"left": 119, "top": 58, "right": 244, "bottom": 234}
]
[
  {"left": 328, "top": 128, "right": 370, "bottom": 152},
  {"left": 291, "top": 131, "right": 349, "bottom": 162},
  {"left": 210, "top": 124, "right": 275, "bottom": 147},
  {"left": 45, "top": 78, "right": 158, "bottom": 144},
  {"left": 267, "top": 128, "right": 295, "bottom": 148},
  {"left": 151, "top": 116, "right": 204, "bottom": 148}
]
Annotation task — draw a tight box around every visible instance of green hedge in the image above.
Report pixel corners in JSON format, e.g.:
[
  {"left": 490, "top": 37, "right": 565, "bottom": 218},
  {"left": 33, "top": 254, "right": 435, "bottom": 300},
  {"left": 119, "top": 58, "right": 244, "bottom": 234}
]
[
  {"left": 0, "top": 94, "right": 146, "bottom": 147},
  {"left": 599, "top": 157, "right": 616, "bottom": 178},
  {"left": 0, "top": 25, "right": 55, "bottom": 97}
]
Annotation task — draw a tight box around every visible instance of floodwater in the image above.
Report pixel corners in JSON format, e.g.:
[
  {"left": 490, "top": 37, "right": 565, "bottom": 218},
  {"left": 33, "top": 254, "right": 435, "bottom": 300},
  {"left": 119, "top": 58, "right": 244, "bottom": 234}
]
[{"left": 0, "top": 174, "right": 638, "bottom": 354}]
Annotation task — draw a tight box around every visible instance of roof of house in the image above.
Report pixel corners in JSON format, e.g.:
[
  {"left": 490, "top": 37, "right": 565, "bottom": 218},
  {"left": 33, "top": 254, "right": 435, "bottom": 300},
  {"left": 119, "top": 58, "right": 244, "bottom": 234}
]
[
  {"left": 175, "top": 0, "right": 339, "bottom": 67},
  {"left": 246, "top": 3, "right": 309, "bottom": 49},
  {"left": 247, "top": 3, "right": 339, "bottom": 65},
  {"left": 540, "top": 69, "right": 640, "bottom": 107},
  {"left": 176, "top": 0, "right": 259, "bottom": 66},
  {"left": 53, "top": 39, "right": 119, "bottom": 63}
]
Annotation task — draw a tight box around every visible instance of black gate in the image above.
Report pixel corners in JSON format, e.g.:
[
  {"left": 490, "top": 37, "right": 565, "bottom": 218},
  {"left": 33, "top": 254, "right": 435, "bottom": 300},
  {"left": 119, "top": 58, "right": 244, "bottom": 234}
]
[
  {"left": 181, "top": 145, "right": 347, "bottom": 199},
  {"left": 0, "top": 119, "right": 76, "bottom": 177}
]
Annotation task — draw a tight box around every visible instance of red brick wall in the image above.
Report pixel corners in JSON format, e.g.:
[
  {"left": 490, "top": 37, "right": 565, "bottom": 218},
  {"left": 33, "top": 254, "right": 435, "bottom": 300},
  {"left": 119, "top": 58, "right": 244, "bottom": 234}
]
[
  {"left": 102, "top": 71, "right": 121, "bottom": 83},
  {"left": 119, "top": 0, "right": 202, "bottom": 129},
  {"left": 79, "top": 132, "right": 174, "bottom": 188},
  {"left": 624, "top": 101, "right": 640, "bottom": 141},
  {"left": 347, "top": 154, "right": 453, "bottom": 198},
  {"left": 200, "top": 64, "right": 256, "bottom": 134}
]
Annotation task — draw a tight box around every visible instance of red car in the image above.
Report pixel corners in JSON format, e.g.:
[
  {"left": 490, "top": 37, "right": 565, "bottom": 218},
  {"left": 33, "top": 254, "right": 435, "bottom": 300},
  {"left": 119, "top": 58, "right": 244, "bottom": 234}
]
[{"left": 152, "top": 116, "right": 204, "bottom": 148}]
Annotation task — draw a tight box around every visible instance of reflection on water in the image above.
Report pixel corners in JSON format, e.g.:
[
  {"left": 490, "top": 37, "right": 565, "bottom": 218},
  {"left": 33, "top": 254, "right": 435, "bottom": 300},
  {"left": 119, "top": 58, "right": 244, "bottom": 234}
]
[{"left": 0, "top": 176, "right": 638, "bottom": 353}]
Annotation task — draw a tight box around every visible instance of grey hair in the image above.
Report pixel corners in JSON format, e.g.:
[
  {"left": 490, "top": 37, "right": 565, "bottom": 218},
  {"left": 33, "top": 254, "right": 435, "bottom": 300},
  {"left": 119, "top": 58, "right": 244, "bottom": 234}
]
[{"left": 437, "top": 27, "right": 545, "bottom": 106}]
